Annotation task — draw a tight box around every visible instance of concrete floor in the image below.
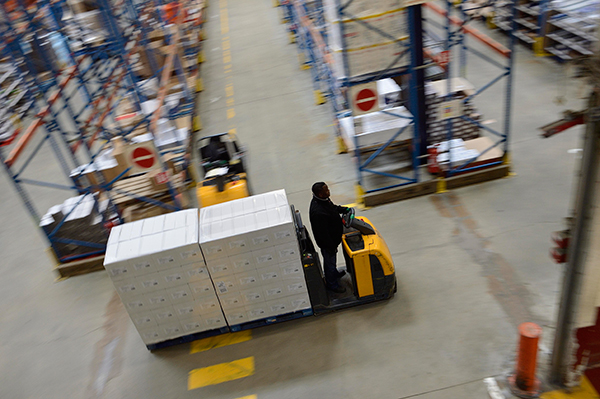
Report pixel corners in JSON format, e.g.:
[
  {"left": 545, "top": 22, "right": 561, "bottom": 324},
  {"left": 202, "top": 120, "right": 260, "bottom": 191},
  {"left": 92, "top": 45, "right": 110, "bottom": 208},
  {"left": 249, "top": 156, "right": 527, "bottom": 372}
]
[{"left": 0, "top": 0, "right": 589, "bottom": 398}]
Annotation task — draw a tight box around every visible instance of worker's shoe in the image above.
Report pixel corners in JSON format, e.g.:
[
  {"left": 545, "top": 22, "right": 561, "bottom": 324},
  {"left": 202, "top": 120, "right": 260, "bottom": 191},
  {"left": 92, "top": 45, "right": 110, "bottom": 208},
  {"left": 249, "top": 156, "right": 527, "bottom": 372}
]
[
  {"left": 327, "top": 285, "right": 346, "bottom": 294},
  {"left": 336, "top": 270, "right": 346, "bottom": 278}
]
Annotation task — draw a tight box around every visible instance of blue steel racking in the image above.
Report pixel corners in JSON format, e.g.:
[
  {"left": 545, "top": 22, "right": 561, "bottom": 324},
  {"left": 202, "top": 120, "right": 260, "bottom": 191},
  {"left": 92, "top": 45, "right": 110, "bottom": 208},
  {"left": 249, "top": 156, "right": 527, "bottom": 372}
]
[
  {"left": 0, "top": 0, "right": 205, "bottom": 263},
  {"left": 283, "top": 0, "right": 516, "bottom": 197}
]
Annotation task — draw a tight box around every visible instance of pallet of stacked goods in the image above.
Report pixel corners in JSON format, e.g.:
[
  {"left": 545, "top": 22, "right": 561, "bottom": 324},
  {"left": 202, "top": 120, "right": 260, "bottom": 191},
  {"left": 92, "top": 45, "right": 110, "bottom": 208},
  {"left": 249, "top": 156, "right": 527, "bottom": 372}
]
[
  {"left": 104, "top": 209, "right": 229, "bottom": 349},
  {"left": 199, "top": 190, "right": 313, "bottom": 330}
]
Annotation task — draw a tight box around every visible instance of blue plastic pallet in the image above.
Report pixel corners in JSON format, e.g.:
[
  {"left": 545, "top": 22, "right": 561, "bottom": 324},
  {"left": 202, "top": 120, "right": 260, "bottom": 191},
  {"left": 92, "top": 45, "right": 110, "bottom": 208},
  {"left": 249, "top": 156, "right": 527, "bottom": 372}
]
[
  {"left": 229, "top": 308, "right": 314, "bottom": 332},
  {"left": 146, "top": 326, "right": 230, "bottom": 351}
]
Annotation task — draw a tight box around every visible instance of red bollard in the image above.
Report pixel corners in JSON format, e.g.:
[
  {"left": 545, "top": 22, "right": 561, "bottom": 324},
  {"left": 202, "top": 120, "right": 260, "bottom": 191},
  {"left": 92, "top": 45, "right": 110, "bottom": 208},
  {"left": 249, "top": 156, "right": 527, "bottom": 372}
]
[{"left": 509, "top": 322, "right": 542, "bottom": 398}]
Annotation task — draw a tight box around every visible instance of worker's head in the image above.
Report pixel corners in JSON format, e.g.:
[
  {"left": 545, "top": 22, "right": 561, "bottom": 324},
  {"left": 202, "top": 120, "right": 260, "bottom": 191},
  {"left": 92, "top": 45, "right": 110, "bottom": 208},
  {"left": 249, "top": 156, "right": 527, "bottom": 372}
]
[{"left": 312, "top": 182, "right": 330, "bottom": 199}]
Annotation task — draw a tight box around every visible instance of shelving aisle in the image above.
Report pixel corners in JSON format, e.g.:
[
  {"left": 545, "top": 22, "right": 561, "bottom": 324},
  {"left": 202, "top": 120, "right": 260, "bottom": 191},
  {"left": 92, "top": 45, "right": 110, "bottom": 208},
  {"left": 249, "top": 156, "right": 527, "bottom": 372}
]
[{"left": 196, "top": 0, "right": 357, "bottom": 205}]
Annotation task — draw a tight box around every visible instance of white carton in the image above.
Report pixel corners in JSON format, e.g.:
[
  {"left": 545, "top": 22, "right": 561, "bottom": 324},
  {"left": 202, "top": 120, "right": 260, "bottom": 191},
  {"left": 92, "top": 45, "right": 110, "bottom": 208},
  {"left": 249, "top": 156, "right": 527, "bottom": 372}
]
[
  {"left": 218, "top": 292, "right": 244, "bottom": 311},
  {"left": 159, "top": 321, "right": 183, "bottom": 339},
  {"left": 266, "top": 298, "right": 290, "bottom": 316},
  {"left": 280, "top": 261, "right": 304, "bottom": 279},
  {"left": 196, "top": 294, "right": 221, "bottom": 313},
  {"left": 173, "top": 300, "right": 203, "bottom": 318},
  {"left": 224, "top": 309, "right": 248, "bottom": 325},
  {"left": 239, "top": 287, "right": 266, "bottom": 305},
  {"left": 150, "top": 215, "right": 166, "bottom": 235},
  {"left": 207, "top": 258, "right": 233, "bottom": 278},
  {"left": 265, "top": 206, "right": 295, "bottom": 245},
  {"left": 145, "top": 291, "right": 171, "bottom": 308},
  {"left": 182, "top": 263, "right": 211, "bottom": 283},
  {"left": 138, "top": 326, "right": 163, "bottom": 344},
  {"left": 274, "top": 241, "right": 301, "bottom": 263},
  {"left": 203, "top": 311, "right": 227, "bottom": 329},
  {"left": 131, "top": 311, "right": 158, "bottom": 330},
  {"left": 252, "top": 248, "right": 276, "bottom": 269},
  {"left": 153, "top": 306, "right": 178, "bottom": 324},
  {"left": 137, "top": 273, "right": 163, "bottom": 293},
  {"left": 263, "top": 281, "right": 286, "bottom": 301},
  {"left": 213, "top": 277, "right": 237, "bottom": 295},
  {"left": 158, "top": 266, "right": 186, "bottom": 288},
  {"left": 287, "top": 293, "right": 311, "bottom": 311},
  {"left": 199, "top": 220, "right": 230, "bottom": 260},
  {"left": 188, "top": 280, "right": 216, "bottom": 299},
  {"left": 135, "top": 233, "right": 163, "bottom": 276},
  {"left": 285, "top": 277, "right": 308, "bottom": 296},
  {"left": 122, "top": 294, "right": 150, "bottom": 313},
  {"left": 228, "top": 253, "right": 256, "bottom": 273},
  {"left": 258, "top": 265, "right": 281, "bottom": 283},
  {"left": 167, "top": 284, "right": 193, "bottom": 304},
  {"left": 246, "top": 303, "right": 269, "bottom": 321},
  {"left": 180, "top": 316, "right": 206, "bottom": 334},
  {"left": 114, "top": 280, "right": 143, "bottom": 300},
  {"left": 235, "top": 269, "right": 261, "bottom": 288}
]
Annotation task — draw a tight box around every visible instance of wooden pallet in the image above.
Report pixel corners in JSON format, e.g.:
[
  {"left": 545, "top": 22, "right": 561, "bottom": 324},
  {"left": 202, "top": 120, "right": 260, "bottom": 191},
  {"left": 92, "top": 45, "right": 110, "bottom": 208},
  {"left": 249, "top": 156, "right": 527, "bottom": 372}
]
[
  {"left": 46, "top": 248, "right": 106, "bottom": 279},
  {"left": 110, "top": 172, "right": 185, "bottom": 207}
]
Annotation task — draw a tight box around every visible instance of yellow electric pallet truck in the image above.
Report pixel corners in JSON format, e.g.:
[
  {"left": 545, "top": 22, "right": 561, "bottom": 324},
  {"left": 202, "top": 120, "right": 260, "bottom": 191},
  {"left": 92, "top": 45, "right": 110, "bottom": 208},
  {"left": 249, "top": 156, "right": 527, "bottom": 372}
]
[
  {"left": 196, "top": 132, "right": 251, "bottom": 207},
  {"left": 292, "top": 206, "right": 397, "bottom": 314}
]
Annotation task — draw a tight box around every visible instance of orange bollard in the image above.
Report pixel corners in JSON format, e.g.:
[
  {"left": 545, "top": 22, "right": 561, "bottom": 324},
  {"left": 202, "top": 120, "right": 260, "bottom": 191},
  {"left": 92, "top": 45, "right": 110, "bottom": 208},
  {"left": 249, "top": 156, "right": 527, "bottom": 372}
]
[{"left": 509, "top": 322, "right": 542, "bottom": 397}]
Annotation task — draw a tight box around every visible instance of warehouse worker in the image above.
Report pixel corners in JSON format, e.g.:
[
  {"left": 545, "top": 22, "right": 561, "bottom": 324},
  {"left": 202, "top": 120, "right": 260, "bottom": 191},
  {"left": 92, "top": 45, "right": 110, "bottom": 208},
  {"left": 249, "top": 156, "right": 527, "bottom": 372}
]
[{"left": 309, "top": 182, "right": 350, "bottom": 294}]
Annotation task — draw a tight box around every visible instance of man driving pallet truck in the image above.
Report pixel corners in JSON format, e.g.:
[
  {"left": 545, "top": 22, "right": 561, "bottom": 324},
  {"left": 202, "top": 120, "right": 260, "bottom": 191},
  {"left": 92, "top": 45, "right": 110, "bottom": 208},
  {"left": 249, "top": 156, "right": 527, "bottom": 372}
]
[{"left": 309, "top": 182, "right": 351, "bottom": 293}]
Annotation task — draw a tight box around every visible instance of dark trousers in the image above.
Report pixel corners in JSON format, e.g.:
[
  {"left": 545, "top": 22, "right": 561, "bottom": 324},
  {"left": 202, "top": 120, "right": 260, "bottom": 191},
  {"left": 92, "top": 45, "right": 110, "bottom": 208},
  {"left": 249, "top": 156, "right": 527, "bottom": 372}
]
[{"left": 321, "top": 247, "right": 340, "bottom": 289}]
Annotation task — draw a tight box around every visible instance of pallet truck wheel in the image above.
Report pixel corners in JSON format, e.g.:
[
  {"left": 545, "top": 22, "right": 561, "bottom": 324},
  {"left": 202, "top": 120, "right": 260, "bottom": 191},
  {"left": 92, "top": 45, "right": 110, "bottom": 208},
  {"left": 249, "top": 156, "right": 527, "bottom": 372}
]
[{"left": 393, "top": 280, "right": 397, "bottom": 293}]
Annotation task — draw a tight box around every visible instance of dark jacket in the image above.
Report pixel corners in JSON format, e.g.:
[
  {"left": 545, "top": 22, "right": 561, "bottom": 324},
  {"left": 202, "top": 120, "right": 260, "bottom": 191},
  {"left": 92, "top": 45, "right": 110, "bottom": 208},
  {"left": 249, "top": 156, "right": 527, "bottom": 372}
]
[{"left": 309, "top": 196, "right": 346, "bottom": 250}]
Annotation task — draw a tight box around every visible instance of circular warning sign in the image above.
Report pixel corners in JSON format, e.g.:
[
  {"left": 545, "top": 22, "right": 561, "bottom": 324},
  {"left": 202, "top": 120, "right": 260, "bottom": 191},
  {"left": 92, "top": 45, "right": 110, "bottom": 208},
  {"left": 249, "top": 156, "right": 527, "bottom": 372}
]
[
  {"left": 355, "top": 88, "right": 377, "bottom": 113},
  {"left": 132, "top": 147, "right": 156, "bottom": 169}
]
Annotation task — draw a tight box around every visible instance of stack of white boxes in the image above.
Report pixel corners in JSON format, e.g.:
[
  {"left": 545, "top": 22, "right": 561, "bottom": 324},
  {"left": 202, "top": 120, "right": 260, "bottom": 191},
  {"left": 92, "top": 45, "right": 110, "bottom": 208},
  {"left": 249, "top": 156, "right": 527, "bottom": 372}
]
[
  {"left": 199, "top": 190, "right": 311, "bottom": 326},
  {"left": 104, "top": 209, "right": 226, "bottom": 346}
]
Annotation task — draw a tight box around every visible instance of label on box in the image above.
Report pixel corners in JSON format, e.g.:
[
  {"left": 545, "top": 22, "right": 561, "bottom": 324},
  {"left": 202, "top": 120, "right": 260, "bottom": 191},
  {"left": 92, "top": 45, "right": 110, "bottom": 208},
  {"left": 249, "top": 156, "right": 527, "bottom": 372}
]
[
  {"left": 202, "top": 301, "right": 218, "bottom": 310},
  {"left": 224, "top": 297, "right": 241, "bottom": 306},
  {"left": 110, "top": 267, "right": 129, "bottom": 278},
  {"left": 265, "top": 287, "right": 283, "bottom": 296},
  {"left": 212, "top": 265, "right": 229, "bottom": 273},
  {"left": 270, "top": 304, "right": 287, "bottom": 312},
  {"left": 181, "top": 250, "right": 200, "bottom": 260},
  {"left": 126, "top": 300, "right": 145, "bottom": 310},
  {"left": 244, "top": 292, "right": 262, "bottom": 301},
  {"left": 279, "top": 248, "right": 297, "bottom": 257},
  {"left": 165, "top": 273, "right": 183, "bottom": 283},
  {"left": 191, "top": 284, "right": 211, "bottom": 295},
  {"left": 249, "top": 308, "right": 266, "bottom": 317},
  {"left": 253, "top": 236, "right": 269, "bottom": 245},
  {"left": 283, "top": 265, "right": 301, "bottom": 275},
  {"left": 134, "top": 315, "right": 153, "bottom": 325},
  {"left": 234, "top": 259, "right": 251, "bottom": 269},
  {"left": 134, "top": 261, "right": 152, "bottom": 271},
  {"left": 275, "top": 230, "right": 292, "bottom": 239},
  {"left": 119, "top": 284, "right": 138, "bottom": 294},
  {"left": 157, "top": 256, "right": 176, "bottom": 264},
  {"left": 205, "top": 246, "right": 223, "bottom": 255},
  {"left": 228, "top": 313, "right": 245, "bottom": 321},
  {"left": 229, "top": 240, "right": 247, "bottom": 249},
  {"left": 187, "top": 267, "right": 208, "bottom": 278},
  {"left": 206, "top": 316, "right": 224, "bottom": 325},
  {"left": 257, "top": 254, "right": 273, "bottom": 264},
  {"left": 216, "top": 282, "right": 230, "bottom": 294},
  {"left": 164, "top": 325, "right": 182, "bottom": 335},
  {"left": 292, "top": 298, "right": 310, "bottom": 307},
  {"left": 148, "top": 295, "right": 168, "bottom": 305},
  {"left": 142, "top": 331, "right": 160, "bottom": 340},
  {"left": 261, "top": 271, "right": 278, "bottom": 281},
  {"left": 288, "top": 283, "right": 305, "bottom": 292},
  {"left": 171, "top": 290, "right": 189, "bottom": 300},
  {"left": 183, "top": 321, "right": 202, "bottom": 331},
  {"left": 178, "top": 306, "right": 194, "bottom": 315},
  {"left": 239, "top": 276, "right": 257, "bottom": 285},
  {"left": 155, "top": 310, "right": 175, "bottom": 321},
  {"left": 142, "top": 279, "right": 160, "bottom": 289}
]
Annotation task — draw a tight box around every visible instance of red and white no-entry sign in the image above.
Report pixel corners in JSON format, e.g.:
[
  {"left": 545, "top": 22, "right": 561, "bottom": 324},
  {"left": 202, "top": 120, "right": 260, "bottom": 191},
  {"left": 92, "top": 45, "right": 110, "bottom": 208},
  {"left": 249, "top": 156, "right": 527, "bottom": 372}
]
[
  {"left": 126, "top": 141, "right": 160, "bottom": 175},
  {"left": 350, "top": 82, "right": 379, "bottom": 116},
  {"left": 132, "top": 147, "right": 156, "bottom": 169}
]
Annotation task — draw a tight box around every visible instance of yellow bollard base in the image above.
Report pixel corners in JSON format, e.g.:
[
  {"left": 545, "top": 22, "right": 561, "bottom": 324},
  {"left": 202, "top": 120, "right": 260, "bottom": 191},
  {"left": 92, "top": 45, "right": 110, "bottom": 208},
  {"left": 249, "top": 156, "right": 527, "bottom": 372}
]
[
  {"left": 196, "top": 77, "right": 204, "bottom": 92},
  {"left": 314, "top": 90, "right": 326, "bottom": 105},
  {"left": 198, "top": 51, "right": 205, "bottom": 64},
  {"left": 337, "top": 136, "right": 348, "bottom": 154},
  {"left": 289, "top": 32, "right": 296, "bottom": 44},
  {"left": 193, "top": 116, "right": 203, "bottom": 131},
  {"left": 273, "top": 0, "right": 279, "bottom": 7},
  {"left": 355, "top": 183, "right": 365, "bottom": 205},
  {"left": 436, "top": 178, "right": 448, "bottom": 194},
  {"left": 534, "top": 37, "right": 551, "bottom": 57}
]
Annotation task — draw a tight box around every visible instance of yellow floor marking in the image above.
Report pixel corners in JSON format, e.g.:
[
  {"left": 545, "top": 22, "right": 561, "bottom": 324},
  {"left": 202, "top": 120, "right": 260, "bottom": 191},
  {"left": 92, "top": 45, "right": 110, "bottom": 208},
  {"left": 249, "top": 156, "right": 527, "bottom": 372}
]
[
  {"left": 227, "top": 108, "right": 236, "bottom": 119},
  {"left": 223, "top": 39, "right": 231, "bottom": 50},
  {"left": 236, "top": 396, "right": 257, "bottom": 399},
  {"left": 224, "top": 55, "right": 232, "bottom": 63},
  {"left": 342, "top": 203, "right": 358, "bottom": 209},
  {"left": 229, "top": 128, "right": 237, "bottom": 134},
  {"left": 541, "top": 377, "right": 600, "bottom": 399},
  {"left": 190, "top": 331, "right": 252, "bottom": 354},
  {"left": 220, "top": 8, "right": 229, "bottom": 34},
  {"left": 188, "top": 357, "right": 255, "bottom": 390},
  {"left": 226, "top": 98, "right": 235, "bottom": 106},
  {"left": 225, "top": 84, "right": 234, "bottom": 97}
]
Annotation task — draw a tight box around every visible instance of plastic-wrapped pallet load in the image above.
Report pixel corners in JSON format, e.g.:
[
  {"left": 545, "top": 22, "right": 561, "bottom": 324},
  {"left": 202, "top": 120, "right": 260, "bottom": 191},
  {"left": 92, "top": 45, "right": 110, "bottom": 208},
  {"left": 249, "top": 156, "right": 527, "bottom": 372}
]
[
  {"left": 199, "top": 190, "right": 312, "bottom": 326},
  {"left": 323, "top": 0, "right": 409, "bottom": 78},
  {"left": 104, "top": 209, "right": 227, "bottom": 346}
]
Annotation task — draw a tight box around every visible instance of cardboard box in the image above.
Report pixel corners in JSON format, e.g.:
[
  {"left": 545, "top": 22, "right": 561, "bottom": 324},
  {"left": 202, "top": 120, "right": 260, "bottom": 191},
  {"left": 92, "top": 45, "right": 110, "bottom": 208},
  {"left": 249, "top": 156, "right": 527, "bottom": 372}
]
[
  {"left": 196, "top": 295, "right": 222, "bottom": 313},
  {"left": 224, "top": 309, "right": 248, "bottom": 325},
  {"left": 213, "top": 277, "right": 237, "bottom": 296},
  {"left": 258, "top": 266, "right": 280, "bottom": 284},
  {"left": 153, "top": 306, "right": 178, "bottom": 325},
  {"left": 173, "top": 300, "right": 203, "bottom": 319},
  {"left": 203, "top": 311, "right": 227, "bottom": 329},
  {"left": 280, "top": 261, "right": 304, "bottom": 280},
  {"left": 263, "top": 282, "right": 286, "bottom": 301},
  {"left": 252, "top": 248, "right": 276, "bottom": 269},
  {"left": 180, "top": 316, "right": 206, "bottom": 334},
  {"left": 188, "top": 280, "right": 216, "bottom": 299},
  {"left": 138, "top": 325, "right": 163, "bottom": 344},
  {"left": 266, "top": 298, "right": 291, "bottom": 317},
  {"left": 218, "top": 292, "right": 244, "bottom": 311},
  {"left": 182, "top": 263, "right": 211, "bottom": 283},
  {"left": 246, "top": 303, "right": 269, "bottom": 322},
  {"left": 167, "top": 284, "right": 193, "bottom": 304},
  {"left": 287, "top": 293, "right": 311, "bottom": 311},
  {"left": 239, "top": 287, "right": 266, "bottom": 305},
  {"left": 158, "top": 266, "right": 187, "bottom": 288},
  {"left": 207, "top": 258, "right": 233, "bottom": 278},
  {"left": 131, "top": 311, "right": 158, "bottom": 330},
  {"left": 284, "top": 277, "right": 309, "bottom": 296},
  {"left": 159, "top": 321, "right": 183, "bottom": 340},
  {"left": 114, "top": 280, "right": 143, "bottom": 300},
  {"left": 235, "top": 270, "right": 261, "bottom": 288},
  {"left": 137, "top": 274, "right": 163, "bottom": 293}
]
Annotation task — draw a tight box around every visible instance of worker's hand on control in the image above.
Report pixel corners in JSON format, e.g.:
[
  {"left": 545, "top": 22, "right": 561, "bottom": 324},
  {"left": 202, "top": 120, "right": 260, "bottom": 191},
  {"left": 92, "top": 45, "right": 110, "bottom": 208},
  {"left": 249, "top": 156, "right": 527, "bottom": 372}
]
[{"left": 342, "top": 207, "right": 352, "bottom": 214}]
